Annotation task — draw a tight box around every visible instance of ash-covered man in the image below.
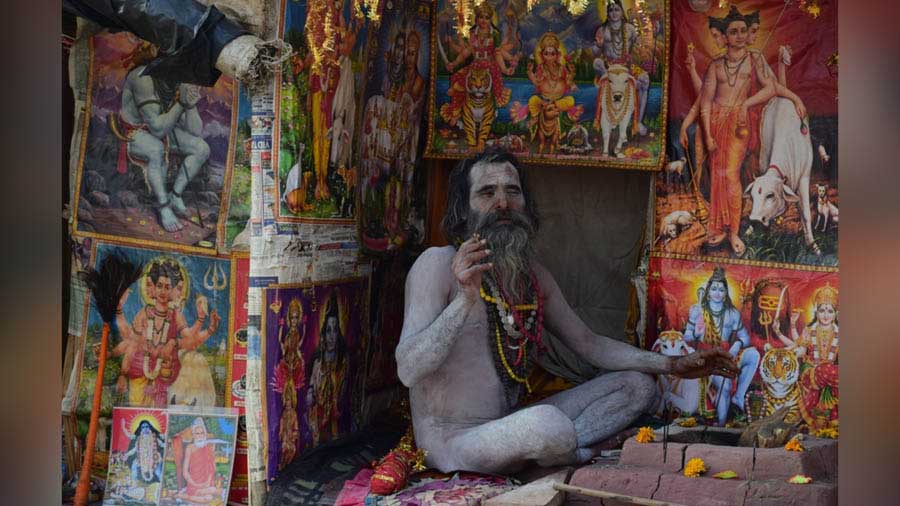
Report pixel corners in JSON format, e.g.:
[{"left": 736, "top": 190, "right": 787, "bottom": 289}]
[{"left": 396, "top": 149, "right": 739, "bottom": 473}]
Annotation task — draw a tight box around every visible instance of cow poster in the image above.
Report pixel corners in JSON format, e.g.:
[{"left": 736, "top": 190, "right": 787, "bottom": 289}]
[
  {"left": 646, "top": 255, "right": 838, "bottom": 430},
  {"left": 426, "top": 0, "right": 670, "bottom": 169},
  {"left": 73, "top": 31, "right": 237, "bottom": 253},
  {"left": 656, "top": 1, "right": 838, "bottom": 267},
  {"left": 274, "top": 0, "right": 369, "bottom": 222}
]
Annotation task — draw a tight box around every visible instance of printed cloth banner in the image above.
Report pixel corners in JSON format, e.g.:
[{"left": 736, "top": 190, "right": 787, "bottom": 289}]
[
  {"left": 646, "top": 255, "right": 838, "bottom": 431},
  {"left": 262, "top": 277, "right": 369, "bottom": 481},
  {"left": 103, "top": 407, "right": 168, "bottom": 506},
  {"left": 74, "top": 241, "right": 232, "bottom": 417},
  {"left": 72, "top": 31, "right": 237, "bottom": 253},
  {"left": 656, "top": 0, "right": 838, "bottom": 266},
  {"left": 358, "top": 0, "right": 432, "bottom": 253},
  {"left": 427, "top": 0, "right": 671, "bottom": 169}
]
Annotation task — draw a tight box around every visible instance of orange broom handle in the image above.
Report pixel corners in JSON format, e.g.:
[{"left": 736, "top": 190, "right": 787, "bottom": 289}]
[{"left": 73, "top": 322, "right": 110, "bottom": 506}]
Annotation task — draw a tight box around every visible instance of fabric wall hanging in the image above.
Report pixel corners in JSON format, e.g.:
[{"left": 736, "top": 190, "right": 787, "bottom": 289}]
[{"left": 426, "top": 0, "right": 671, "bottom": 170}]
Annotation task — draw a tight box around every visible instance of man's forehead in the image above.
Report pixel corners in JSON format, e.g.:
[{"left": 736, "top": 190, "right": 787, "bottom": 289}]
[{"left": 469, "top": 161, "right": 521, "bottom": 187}]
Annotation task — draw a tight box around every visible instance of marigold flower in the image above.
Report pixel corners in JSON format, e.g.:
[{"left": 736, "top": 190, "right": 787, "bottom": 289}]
[
  {"left": 684, "top": 457, "right": 707, "bottom": 478},
  {"left": 677, "top": 417, "right": 697, "bottom": 427},
  {"left": 635, "top": 426, "right": 655, "bottom": 443},
  {"left": 814, "top": 427, "right": 838, "bottom": 439},
  {"left": 784, "top": 437, "right": 805, "bottom": 452}
]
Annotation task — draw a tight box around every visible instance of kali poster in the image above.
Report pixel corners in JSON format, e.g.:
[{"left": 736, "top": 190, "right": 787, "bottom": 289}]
[
  {"left": 358, "top": 0, "right": 432, "bottom": 252},
  {"left": 262, "top": 277, "right": 368, "bottom": 480},
  {"left": 646, "top": 255, "right": 838, "bottom": 431},
  {"left": 159, "top": 411, "right": 239, "bottom": 506},
  {"left": 75, "top": 242, "right": 232, "bottom": 418},
  {"left": 274, "top": 0, "right": 369, "bottom": 222},
  {"left": 426, "top": 0, "right": 670, "bottom": 169},
  {"left": 73, "top": 31, "right": 237, "bottom": 252},
  {"left": 657, "top": 0, "right": 838, "bottom": 266},
  {"left": 103, "top": 407, "right": 168, "bottom": 506}
]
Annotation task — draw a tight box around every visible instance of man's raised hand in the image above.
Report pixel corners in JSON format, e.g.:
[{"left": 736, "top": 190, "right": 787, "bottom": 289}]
[
  {"left": 670, "top": 348, "right": 739, "bottom": 379},
  {"left": 452, "top": 234, "right": 492, "bottom": 304}
]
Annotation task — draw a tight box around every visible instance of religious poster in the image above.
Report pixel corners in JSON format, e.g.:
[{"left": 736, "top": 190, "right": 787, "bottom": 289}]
[
  {"left": 656, "top": 0, "right": 838, "bottom": 266},
  {"left": 262, "top": 277, "right": 368, "bottom": 480},
  {"left": 363, "top": 257, "right": 408, "bottom": 394},
  {"left": 426, "top": 0, "right": 670, "bottom": 169},
  {"left": 274, "top": 0, "right": 369, "bottom": 222},
  {"left": 358, "top": 0, "right": 432, "bottom": 252},
  {"left": 646, "top": 255, "right": 838, "bottom": 431},
  {"left": 103, "top": 407, "right": 168, "bottom": 506},
  {"left": 220, "top": 85, "right": 254, "bottom": 252},
  {"left": 72, "top": 31, "right": 237, "bottom": 253},
  {"left": 75, "top": 241, "right": 233, "bottom": 418},
  {"left": 159, "top": 410, "right": 240, "bottom": 506},
  {"left": 226, "top": 253, "right": 250, "bottom": 504}
]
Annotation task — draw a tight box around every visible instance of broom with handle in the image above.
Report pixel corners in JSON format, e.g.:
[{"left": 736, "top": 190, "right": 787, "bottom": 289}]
[{"left": 73, "top": 254, "right": 143, "bottom": 506}]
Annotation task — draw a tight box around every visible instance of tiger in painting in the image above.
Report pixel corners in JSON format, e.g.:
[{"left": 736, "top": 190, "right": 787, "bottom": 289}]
[
  {"left": 759, "top": 345, "right": 803, "bottom": 422},
  {"left": 460, "top": 67, "right": 495, "bottom": 150}
]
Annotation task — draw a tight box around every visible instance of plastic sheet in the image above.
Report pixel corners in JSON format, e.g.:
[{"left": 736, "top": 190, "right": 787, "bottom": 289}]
[{"left": 63, "top": 0, "right": 248, "bottom": 86}]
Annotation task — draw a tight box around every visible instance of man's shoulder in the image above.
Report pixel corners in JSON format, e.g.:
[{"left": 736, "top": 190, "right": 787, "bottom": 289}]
[{"left": 410, "top": 246, "right": 456, "bottom": 273}]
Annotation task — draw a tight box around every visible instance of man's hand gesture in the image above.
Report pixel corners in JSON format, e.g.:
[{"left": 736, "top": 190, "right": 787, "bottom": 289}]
[
  {"left": 452, "top": 234, "right": 492, "bottom": 304},
  {"left": 669, "top": 348, "right": 739, "bottom": 379}
]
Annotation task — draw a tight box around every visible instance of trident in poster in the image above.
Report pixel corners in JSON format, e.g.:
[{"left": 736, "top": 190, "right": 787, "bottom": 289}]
[{"left": 204, "top": 263, "right": 227, "bottom": 309}]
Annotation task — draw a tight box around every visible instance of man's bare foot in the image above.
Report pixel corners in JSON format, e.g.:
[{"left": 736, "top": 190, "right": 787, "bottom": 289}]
[
  {"left": 707, "top": 231, "right": 726, "bottom": 246},
  {"left": 729, "top": 234, "right": 746, "bottom": 256},
  {"left": 159, "top": 205, "right": 183, "bottom": 232}
]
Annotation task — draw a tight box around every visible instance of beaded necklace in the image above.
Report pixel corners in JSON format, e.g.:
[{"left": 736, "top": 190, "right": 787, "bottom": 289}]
[{"left": 480, "top": 271, "right": 544, "bottom": 404}]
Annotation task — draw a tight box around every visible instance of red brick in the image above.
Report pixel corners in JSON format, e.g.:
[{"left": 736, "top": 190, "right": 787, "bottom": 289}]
[
  {"left": 619, "top": 438, "right": 686, "bottom": 473},
  {"left": 567, "top": 465, "right": 662, "bottom": 506},
  {"left": 742, "top": 479, "right": 837, "bottom": 506},
  {"left": 751, "top": 438, "right": 837, "bottom": 481},
  {"left": 684, "top": 443, "right": 754, "bottom": 480},
  {"left": 653, "top": 473, "right": 746, "bottom": 506}
]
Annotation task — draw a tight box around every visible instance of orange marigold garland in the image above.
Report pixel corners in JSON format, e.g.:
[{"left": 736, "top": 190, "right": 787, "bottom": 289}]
[{"left": 369, "top": 428, "right": 427, "bottom": 495}]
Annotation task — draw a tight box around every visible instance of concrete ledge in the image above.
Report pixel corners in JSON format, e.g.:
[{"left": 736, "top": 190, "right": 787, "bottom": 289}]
[
  {"left": 619, "top": 438, "right": 686, "bottom": 473},
  {"left": 567, "top": 465, "right": 662, "bottom": 506},
  {"left": 654, "top": 473, "right": 746, "bottom": 506}
]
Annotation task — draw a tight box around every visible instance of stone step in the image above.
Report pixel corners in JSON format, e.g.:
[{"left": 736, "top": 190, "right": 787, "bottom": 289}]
[{"left": 565, "top": 464, "right": 836, "bottom": 506}]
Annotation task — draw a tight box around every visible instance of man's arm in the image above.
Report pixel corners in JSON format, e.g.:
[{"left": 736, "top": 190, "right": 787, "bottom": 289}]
[
  {"left": 699, "top": 61, "right": 718, "bottom": 151},
  {"left": 535, "top": 263, "right": 672, "bottom": 374},
  {"left": 395, "top": 242, "right": 491, "bottom": 387}
]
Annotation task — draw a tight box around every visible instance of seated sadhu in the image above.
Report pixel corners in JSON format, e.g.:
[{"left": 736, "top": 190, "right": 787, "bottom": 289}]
[{"left": 396, "top": 148, "right": 738, "bottom": 473}]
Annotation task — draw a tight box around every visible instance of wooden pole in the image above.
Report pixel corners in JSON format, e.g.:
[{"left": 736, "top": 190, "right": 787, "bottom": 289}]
[
  {"left": 553, "top": 483, "right": 689, "bottom": 506},
  {"left": 73, "top": 323, "right": 110, "bottom": 506}
]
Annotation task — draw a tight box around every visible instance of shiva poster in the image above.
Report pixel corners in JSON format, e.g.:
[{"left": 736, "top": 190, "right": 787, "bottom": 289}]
[
  {"left": 159, "top": 411, "right": 239, "bottom": 506},
  {"left": 645, "top": 255, "right": 838, "bottom": 432},
  {"left": 103, "top": 407, "right": 168, "bottom": 506},
  {"left": 358, "top": 0, "right": 432, "bottom": 252},
  {"left": 426, "top": 0, "right": 670, "bottom": 169},
  {"left": 73, "top": 31, "right": 237, "bottom": 253},
  {"left": 220, "top": 85, "right": 254, "bottom": 252},
  {"left": 274, "top": 0, "right": 369, "bottom": 222},
  {"left": 262, "top": 277, "right": 368, "bottom": 480},
  {"left": 656, "top": 0, "right": 838, "bottom": 266},
  {"left": 75, "top": 241, "right": 233, "bottom": 419}
]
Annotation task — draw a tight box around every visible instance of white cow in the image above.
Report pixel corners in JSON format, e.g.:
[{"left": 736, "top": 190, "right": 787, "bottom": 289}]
[
  {"left": 593, "top": 64, "right": 636, "bottom": 158},
  {"left": 651, "top": 330, "right": 699, "bottom": 416},
  {"left": 744, "top": 97, "right": 817, "bottom": 253}
]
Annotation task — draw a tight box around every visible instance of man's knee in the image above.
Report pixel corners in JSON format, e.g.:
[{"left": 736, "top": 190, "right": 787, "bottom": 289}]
[
  {"left": 621, "top": 371, "right": 658, "bottom": 410},
  {"left": 523, "top": 404, "right": 577, "bottom": 454}
]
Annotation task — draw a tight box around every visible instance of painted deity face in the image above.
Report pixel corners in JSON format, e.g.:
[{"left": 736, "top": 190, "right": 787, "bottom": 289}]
[
  {"left": 468, "top": 162, "right": 525, "bottom": 218},
  {"left": 710, "top": 27, "right": 725, "bottom": 49},
  {"left": 153, "top": 275, "right": 172, "bottom": 307},
  {"left": 816, "top": 303, "right": 836, "bottom": 326},
  {"left": 725, "top": 21, "right": 748, "bottom": 49},
  {"left": 608, "top": 4, "right": 624, "bottom": 23},
  {"left": 476, "top": 10, "right": 490, "bottom": 30},
  {"left": 391, "top": 35, "right": 405, "bottom": 69},
  {"left": 541, "top": 44, "right": 560, "bottom": 64},
  {"left": 405, "top": 35, "right": 420, "bottom": 67},
  {"left": 748, "top": 23, "right": 760, "bottom": 46},
  {"left": 192, "top": 423, "right": 208, "bottom": 444},
  {"left": 708, "top": 281, "right": 727, "bottom": 304},
  {"left": 289, "top": 308, "right": 301, "bottom": 329},
  {"left": 324, "top": 316, "right": 339, "bottom": 352}
]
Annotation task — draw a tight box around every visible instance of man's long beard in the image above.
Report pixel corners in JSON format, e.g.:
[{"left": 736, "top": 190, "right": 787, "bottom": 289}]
[{"left": 468, "top": 208, "right": 536, "bottom": 302}]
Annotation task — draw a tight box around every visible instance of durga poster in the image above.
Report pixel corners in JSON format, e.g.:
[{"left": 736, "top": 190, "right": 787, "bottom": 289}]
[
  {"left": 262, "top": 277, "right": 368, "bottom": 480},
  {"left": 655, "top": 0, "right": 838, "bottom": 267},
  {"left": 645, "top": 255, "right": 838, "bottom": 432},
  {"left": 426, "top": 0, "right": 670, "bottom": 169}
]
